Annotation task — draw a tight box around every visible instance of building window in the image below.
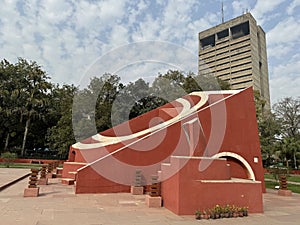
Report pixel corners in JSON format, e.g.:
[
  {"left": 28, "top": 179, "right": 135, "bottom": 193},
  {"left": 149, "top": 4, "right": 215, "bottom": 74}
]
[
  {"left": 217, "top": 29, "right": 229, "bottom": 40},
  {"left": 200, "top": 34, "right": 215, "bottom": 49},
  {"left": 231, "top": 21, "right": 250, "bottom": 39}
]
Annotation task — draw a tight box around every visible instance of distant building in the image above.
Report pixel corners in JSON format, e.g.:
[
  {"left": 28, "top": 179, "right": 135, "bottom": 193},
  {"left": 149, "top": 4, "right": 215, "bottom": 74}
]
[{"left": 198, "top": 13, "right": 270, "bottom": 110}]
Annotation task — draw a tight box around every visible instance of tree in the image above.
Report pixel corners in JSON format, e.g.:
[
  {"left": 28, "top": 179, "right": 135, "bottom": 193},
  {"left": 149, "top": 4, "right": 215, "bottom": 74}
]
[
  {"left": 280, "top": 137, "right": 300, "bottom": 168},
  {"left": 46, "top": 84, "right": 77, "bottom": 158},
  {"left": 16, "top": 58, "right": 52, "bottom": 156},
  {"left": 274, "top": 97, "right": 300, "bottom": 138},
  {"left": 93, "top": 74, "right": 123, "bottom": 132},
  {"left": 0, "top": 59, "right": 24, "bottom": 151},
  {"left": 151, "top": 70, "right": 187, "bottom": 102},
  {"left": 258, "top": 112, "right": 281, "bottom": 167},
  {"left": 273, "top": 97, "right": 300, "bottom": 169},
  {"left": 111, "top": 78, "right": 167, "bottom": 123},
  {"left": 0, "top": 58, "right": 53, "bottom": 156},
  {"left": 253, "top": 90, "right": 267, "bottom": 120},
  {"left": 72, "top": 74, "right": 124, "bottom": 141},
  {"left": 71, "top": 70, "right": 231, "bottom": 146},
  {"left": 191, "top": 73, "right": 231, "bottom": 91},
  {"left": 182, "top": 72, "right": 202, "bottom": 93},
  {"left": 112, "top": 78, "right": 149, "bottom": 124}
]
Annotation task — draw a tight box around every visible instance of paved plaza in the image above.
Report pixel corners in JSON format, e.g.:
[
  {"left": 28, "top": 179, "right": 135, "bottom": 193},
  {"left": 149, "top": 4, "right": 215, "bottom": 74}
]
[{"left": 0, "top": 168, "right": 299, "bottom": 225}]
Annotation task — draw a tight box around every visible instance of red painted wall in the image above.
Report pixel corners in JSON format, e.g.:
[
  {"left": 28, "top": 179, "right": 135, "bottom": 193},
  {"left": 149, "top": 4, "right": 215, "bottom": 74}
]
[
  {"left": 226, "top": 157, "right": 249, "bottom": 179},
  {"left": 62, "top": 162, "right": 86, "bottom": 179},
  {"left": 75, "top": 165, "right": 130, "bottom": 193},
  {"left": 65, "top": 88, "right": 265, "bottom": 215},
  {"left": 0, "top": 158, "right": 64, "bottom": 164},
  {"left": 179, "top": 182, "right": 263, "bottom": 214},
  {"left": 192, "top": 88, "right": 265, "bottom": 192},
  {"left": 161, "top": 157, "right": 263, "bottom": 215}
]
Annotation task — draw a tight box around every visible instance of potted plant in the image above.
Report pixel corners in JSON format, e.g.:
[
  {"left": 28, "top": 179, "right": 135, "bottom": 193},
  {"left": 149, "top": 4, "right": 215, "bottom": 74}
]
[
  {"left": 241, "top": 206, "right": 248, "bottom": 216},
  {"left": 238, "top": 207, "right": 244, "bottom": 217},
  {"left": 209, "top": 209, "right": 216, "bottom": 219},
  {"left": 195, "top": 204, "right": 249, "bottom": 220},
  {"left": 214, "top": 205, "right": 222, "bottom": 219},
  {"left": 202, "top": 210, "right": 210, "bottom": 219},
  {"left": 223, "top": 204, "right": 230, "bottom": 218},
  {"left": 195, "top": 210, "right": 201, "bottom": 220},
  {"left": 228, "top": 205, "right": 234, "bottom": 218},
  {"left": 232, "top": 205, "right": 239, "bottom": 218}
]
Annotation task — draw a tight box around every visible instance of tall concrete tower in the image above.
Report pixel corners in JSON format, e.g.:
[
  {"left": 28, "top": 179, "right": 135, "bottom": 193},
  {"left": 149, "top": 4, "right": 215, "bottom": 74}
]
[{"left": 198, "top": 13, "right": 270, "bottom": 110}]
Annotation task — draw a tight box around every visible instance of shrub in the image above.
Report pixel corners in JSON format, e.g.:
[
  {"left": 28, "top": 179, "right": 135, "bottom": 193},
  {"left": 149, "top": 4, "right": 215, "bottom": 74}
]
[
  {"left": 1, "top": 152, "right": 17, "bottom": 167},
  {"left": 195, "top": 204, "right": 248, "bottom": 220}
]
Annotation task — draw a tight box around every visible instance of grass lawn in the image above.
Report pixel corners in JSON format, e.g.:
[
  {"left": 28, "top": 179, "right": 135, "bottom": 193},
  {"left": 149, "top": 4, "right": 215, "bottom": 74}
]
[
  {"left": 264, "top": 180, "right": 300, "bottom": 194},
  {"left": 288, "top": 175, "right": 300, "bottom": 183},
  {"left": 0, "top": 163, "right": 42, "bottom": 169},
  {"left": 264, "top": 173, "right": 300, "bottom": 183}
]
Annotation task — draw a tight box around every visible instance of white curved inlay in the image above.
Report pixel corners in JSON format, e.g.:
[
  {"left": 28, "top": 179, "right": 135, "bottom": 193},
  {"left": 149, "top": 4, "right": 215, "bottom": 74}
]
[
  {"left": 211, "top": 152, "right": 256, "bottom": 181},
  {"left": 73, "top": 92, "right": 208, "bottom": 149}
]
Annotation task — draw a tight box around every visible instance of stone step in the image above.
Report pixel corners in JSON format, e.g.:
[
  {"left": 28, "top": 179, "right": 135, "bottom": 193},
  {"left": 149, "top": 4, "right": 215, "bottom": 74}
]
[
  {"left": 56, "top": 168, "right": 63, "bottom": 174},
  {"left": 61, "top": 178, "right": 75, "bottom": 185},
  {"left": 68, "top": 171, "right": 77, "bottom": 180}
]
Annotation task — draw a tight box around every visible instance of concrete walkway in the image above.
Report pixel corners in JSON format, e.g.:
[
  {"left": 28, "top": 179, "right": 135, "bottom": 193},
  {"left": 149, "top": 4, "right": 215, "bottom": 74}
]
[
  {"left": 0, "top": 168, "right": 30, "bottom": 190},
  {"left": 0, "top": 169, "right": 300, "bottom": 225}
]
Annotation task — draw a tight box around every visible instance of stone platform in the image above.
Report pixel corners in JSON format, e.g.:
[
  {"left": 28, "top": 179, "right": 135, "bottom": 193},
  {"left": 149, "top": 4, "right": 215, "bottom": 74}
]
[{"left": 1, "top": 168, "right": 300, "bottom": 225}]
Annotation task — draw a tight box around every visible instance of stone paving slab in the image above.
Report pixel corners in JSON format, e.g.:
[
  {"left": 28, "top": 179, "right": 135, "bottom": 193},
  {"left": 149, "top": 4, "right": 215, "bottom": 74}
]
[
  {"left": 0, "top": 168, "right": 30, "bottom": 188},
  {"left": 0, "top": 168, "right": 300, "bottom": 225}
]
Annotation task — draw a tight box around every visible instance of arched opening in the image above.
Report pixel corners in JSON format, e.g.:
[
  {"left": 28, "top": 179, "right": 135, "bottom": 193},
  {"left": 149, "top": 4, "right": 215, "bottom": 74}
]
[
  {"left": 69, "top": 150, "right": 76, "bottom": 162},
  {"left": 212, "top": 152, "right": 255, "bottom": 181},
  {"left": 222, "top": 156, "right": 250, "bottom": 179}
]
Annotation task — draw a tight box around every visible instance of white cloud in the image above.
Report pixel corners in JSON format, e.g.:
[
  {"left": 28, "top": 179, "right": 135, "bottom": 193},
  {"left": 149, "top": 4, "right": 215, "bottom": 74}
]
[
  {"left": 110, "top": 24, "right": 130, "bottom": 47},
  {"left": 0, "top": 0, "right": 204, "bottom": 86},
  {"left": 266, "top": 16, "right": 300, "bottom": 71},
  {"left": 131, "top": 15, "right": 162, "bottom": 41},
  {"left": 0, "top": 0, "right": 298, "bottom": 105},
  {"left": 267, "top": 44, "right": 293, "bottom": 58},
  {"left": 270, "top": 57, "right": 300, "bottom": 104},
  {"left": 267, "top": 17, "right": 300, "bottom": 46},
  {"left": 251, "top": 0, "right": 285, "bottom": 24},
  {"left": 270, "top": 75, "right": 300, "bottom": 104},
  {"left": 39, "top": 0, "right": 74, "bottom": 24},
  {"left": 287, "top": 0, "right": 300, "bottom": 15},
  {"left": 232, "top": 0, "right": 252, "bottom": 17},
  {"left": 272, "top": 54, "right": 300, "bottom": 75}
]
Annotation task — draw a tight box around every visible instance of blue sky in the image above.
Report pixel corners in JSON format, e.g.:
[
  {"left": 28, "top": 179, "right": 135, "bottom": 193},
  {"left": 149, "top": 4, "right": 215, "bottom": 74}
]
[{"left": 0, "top": 0, "right": 299, "bottom": 105}]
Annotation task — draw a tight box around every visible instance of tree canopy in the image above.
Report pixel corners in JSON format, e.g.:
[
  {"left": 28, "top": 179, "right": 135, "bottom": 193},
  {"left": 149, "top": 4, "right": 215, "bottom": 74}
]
[
  {"left": 257, "top": 95, "right": 300, "bottom": 169},
  {"left": 1, "top": 57, "right": 298, "bottom": 167}
]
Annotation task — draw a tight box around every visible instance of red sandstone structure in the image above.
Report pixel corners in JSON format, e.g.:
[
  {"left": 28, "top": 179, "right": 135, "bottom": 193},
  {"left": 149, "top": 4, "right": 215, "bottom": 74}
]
[{"left": 62, "top": 88, "right": 265, "bottom": 215}]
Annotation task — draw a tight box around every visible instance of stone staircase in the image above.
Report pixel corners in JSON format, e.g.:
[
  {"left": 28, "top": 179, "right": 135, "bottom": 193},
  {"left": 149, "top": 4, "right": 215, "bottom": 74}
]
[{"left": 61, "top": 162, "right": 87, "bottom": 185}]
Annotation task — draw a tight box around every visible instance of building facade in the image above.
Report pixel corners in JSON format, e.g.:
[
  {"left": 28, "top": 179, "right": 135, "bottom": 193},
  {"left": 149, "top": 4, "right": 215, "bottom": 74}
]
[{"left": 198, "top": 13, "right": 270, "bottom": 110}]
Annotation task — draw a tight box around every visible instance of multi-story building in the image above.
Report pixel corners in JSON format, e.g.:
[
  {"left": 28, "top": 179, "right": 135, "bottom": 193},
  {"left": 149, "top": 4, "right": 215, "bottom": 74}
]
[{"left": 198, "top": 13, "right": 270, "bottom": 110}]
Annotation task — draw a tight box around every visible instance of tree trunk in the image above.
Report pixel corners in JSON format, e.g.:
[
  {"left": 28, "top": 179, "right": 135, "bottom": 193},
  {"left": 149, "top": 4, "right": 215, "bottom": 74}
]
[
  {"left": 4, "top": 133, "right": 9, "bottom": 151},
  {"left": 21, "top": 117, "right": 31, "bottom": 156},
  {"left": 293, "top": 151, "right": 297, "bottom": 169}
]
